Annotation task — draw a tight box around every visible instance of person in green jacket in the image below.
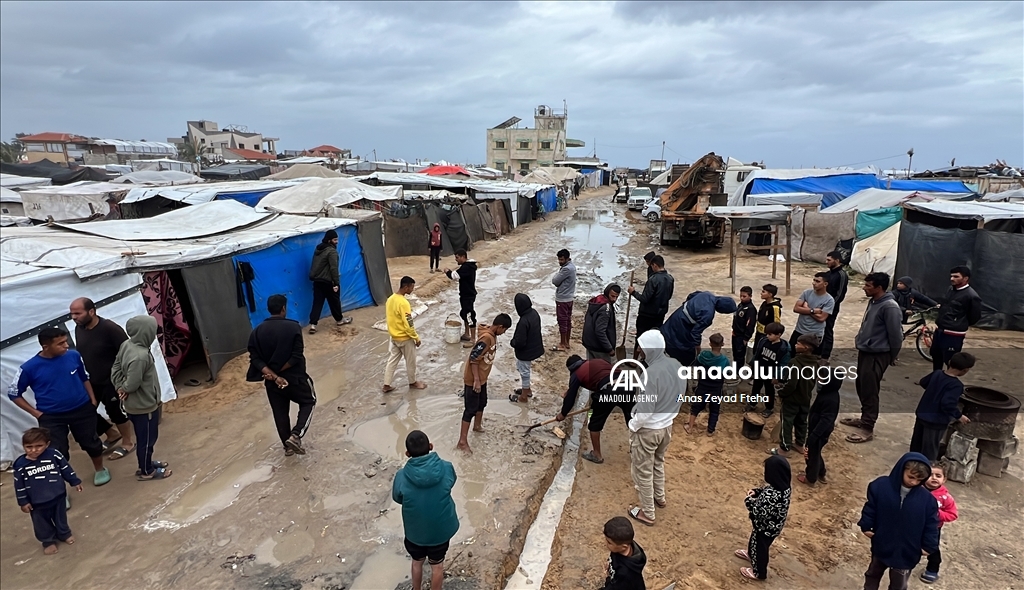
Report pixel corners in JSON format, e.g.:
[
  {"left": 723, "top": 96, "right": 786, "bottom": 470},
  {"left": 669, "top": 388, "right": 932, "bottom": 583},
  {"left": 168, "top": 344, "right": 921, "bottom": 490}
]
[
  {"left": 769, "top": 334, "right": 820, "bottom": 457},
  {"left": 392, "top": 430, "right": 459, "bottom": 590},
  {"left": 308, "top": 229, "right": 351, "bottom": 334},
  {"left": 111, "top": 316, "right": 171, "bottom": 481}
]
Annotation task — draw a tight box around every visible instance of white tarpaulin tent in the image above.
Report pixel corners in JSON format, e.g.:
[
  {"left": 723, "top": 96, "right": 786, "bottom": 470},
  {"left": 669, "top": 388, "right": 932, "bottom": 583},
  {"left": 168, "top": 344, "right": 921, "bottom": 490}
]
[
  {"left": 850, "top": 220, "right": 901, "bottom": 277},
  {"left": 0, "top": 262, "right": 176, "bottom": 464},
  {"left": 256, "top": 177, "right": 398, "bottom": 215},
  {"left": 19, "top": 181, "right": 129, "bottom": 221},
  {"left": 109, "top": 170, "right": 205, "bottom": 186},
  {"left": 266, "top": 163, "right": 343, "bottom": 180},
  {"left": 121, "top": 179, "right": 305, "bottom": 206},
  {"left": 0, "top": 173, "right": 52, "bottom": 190},
  {"left": 747, "top": 192, "right": 822, "bottom": 207},
  {"left": 56, "top": 199, "right": 272, "bottom": 240},
  {"left": 1, "top": 186, "right": 25, "bottom": 217}
]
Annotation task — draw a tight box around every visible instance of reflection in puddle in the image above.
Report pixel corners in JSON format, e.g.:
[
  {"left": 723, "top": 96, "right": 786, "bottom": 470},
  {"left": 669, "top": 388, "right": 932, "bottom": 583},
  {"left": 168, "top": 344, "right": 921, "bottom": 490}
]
[{"left": 349, "top": 548, "right": 411, "bottom": 590}]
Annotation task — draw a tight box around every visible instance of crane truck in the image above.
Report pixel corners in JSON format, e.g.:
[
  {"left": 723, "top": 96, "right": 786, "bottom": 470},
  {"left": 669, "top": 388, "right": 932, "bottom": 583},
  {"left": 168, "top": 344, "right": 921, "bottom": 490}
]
[{"left": 659, "top": 152, "right": 728, "bottom": 247}]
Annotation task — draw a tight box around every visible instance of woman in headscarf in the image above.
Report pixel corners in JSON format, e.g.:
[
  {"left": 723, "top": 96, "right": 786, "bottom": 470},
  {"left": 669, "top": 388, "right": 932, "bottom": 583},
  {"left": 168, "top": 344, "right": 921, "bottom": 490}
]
[
  {"left": 736, "top": 455, "right": 791, "bottom": 580},
  {"left": 428, "top": 223, "right": 443, "bottom": 273}
]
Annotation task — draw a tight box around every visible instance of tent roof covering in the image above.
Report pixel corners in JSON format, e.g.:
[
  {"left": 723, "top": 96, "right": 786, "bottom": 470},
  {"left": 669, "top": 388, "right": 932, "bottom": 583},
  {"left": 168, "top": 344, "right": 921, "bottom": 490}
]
[
  {"left": 266, "top": 163, "right": 342, "bottom": 180},
  {"left": 109, "top": 170, "right": 205, "bottom": 186},
  {"left": 904, "top": 201, "right": 1024, "bottom": 221},
  {"left": 122, "top": 179, "right": 304, "bottom": 205},
  {"left": 256, "top": 178, "right": 397, "bottom": 215},
  {"left": 419, "top": 165, "right": 471, "bottom": 176}
]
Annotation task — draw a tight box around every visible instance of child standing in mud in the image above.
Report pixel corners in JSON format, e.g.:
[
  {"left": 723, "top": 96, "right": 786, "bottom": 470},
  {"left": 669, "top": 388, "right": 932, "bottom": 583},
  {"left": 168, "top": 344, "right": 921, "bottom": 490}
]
[
  {"left": 457, "top": 314, "right": 512, "bottom": 453},
  {"left": 13, "top": 427, "right": 83, "bottom": 555}
]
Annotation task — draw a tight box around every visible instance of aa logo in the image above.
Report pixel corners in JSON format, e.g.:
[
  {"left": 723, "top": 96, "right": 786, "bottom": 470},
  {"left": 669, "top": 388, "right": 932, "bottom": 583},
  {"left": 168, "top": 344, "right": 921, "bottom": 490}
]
[{"left": 609, "top": 359, "right": 648, "bottom": 392}]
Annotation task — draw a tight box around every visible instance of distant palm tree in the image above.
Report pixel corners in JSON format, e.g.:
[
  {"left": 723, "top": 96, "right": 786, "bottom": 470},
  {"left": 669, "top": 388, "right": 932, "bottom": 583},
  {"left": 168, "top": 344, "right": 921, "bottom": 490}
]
[
  {"left": 1, "top": 138, "right": 24, "bottom": 163},
  {"left": 176, "top": 138, "right": 207, "bottom": 171}
]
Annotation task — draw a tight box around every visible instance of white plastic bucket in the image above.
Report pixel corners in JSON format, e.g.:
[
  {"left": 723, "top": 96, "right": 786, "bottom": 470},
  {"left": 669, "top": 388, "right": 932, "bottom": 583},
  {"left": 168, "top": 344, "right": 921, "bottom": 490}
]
[{"left": 444, "top": 314, "right": 463, "bottom": 344}]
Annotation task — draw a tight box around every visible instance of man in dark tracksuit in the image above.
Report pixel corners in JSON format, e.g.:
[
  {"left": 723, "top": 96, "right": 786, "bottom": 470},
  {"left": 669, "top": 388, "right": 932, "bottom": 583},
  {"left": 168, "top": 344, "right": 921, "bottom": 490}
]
[
  {"left": 248, "top": 294, "right": 316, "bottom": 456},
  {"left": 732, "top": 286, "right": 757, "bottom": 366},
  {"left": 556, "top": 355, "right": 632, "bottom": 464},
  {"left": 930, "top": 266, "right": 982, "bottom": 372},
  {"left": 628, "top": 255, "right": 674, "bottom": 359},
  {"left": 445, "top": 249, "right": 478, "bottom": 343},
  {"left": 820, "top": 251, "right": 849, "bottom": 360},
  {"left": 799, "top": 371, "right": 842, "bottom": 486},
  {"left": 308, "top": 229, "right": 351, "bottom": 333},
  {"left": 844, "top": 273, "right": 903, "bottom": 443}
]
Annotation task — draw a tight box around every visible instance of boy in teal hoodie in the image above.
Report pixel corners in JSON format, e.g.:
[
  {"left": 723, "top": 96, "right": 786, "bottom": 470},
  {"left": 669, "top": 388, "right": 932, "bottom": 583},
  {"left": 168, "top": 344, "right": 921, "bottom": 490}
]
[
  {"left": 685, "top": 333, "right": 731, "bottom": 436},
  {"left": 393, "top": 430, "right": 459, "bottom": 590}
]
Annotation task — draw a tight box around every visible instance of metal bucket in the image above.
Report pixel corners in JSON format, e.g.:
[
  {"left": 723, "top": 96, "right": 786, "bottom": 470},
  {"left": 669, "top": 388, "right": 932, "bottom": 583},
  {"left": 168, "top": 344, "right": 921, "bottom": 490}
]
[
  {"left": 958, "top": 387, "right": 1021, "bottom": 442},
  {"left": 444, "top": 314, "right": 463, "bottom": 345},
  {"left": 742, "top": 412, "right": 766, "bottom": 440}
]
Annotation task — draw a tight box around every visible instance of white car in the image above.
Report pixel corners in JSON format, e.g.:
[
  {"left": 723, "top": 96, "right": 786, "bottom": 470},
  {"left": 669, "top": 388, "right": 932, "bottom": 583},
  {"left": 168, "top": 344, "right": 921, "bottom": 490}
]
[
  {"left": 626, "top": 187, "right": 653, "bottom": 210},
  {"left": 641, "top": 200, "right": 661, "bottom": 222}
]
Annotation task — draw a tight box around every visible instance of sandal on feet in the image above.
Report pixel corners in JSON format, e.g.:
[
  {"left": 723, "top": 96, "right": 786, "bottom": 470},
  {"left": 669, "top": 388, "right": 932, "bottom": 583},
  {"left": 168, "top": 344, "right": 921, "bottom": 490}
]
[
  {"left": 63, "top": 536, "right": 75, "bottom": 545},
  {"left": 381, "top": 385, "right": 396, "bottom": 393},
  {"left": 93, "top": 468, "right": 111, "bottom": 486},
  {"left": 655, "top": 499, "right": 667, "bottom": 509},
  {"left": 284, "top": 448, "right": 295, "bottom": 457},
  {"left": 101, "top": 436, "right": 122, "bottom": 452},
  {"left": 108, "top": 444, "right": 136, "bottom": 460},
  {"left": 508, "top": 393, "right": 528, "bottom": 404},
  {"left": 840, "top": 418, "right": 865, "bottom": 428},
  {"left": 285, "top": 435, "right": 307, "bottom": 455},
  {"left": 410, "top": 381, "right": 428, "bottom": 390},
  {"left": 846, "top": 432, "right": 874, "bottom": 444},
  {"left": 582, "top": 451, "right": 604, "bottom": 464},
  {"left": 137, "top": 467, "right": 172, "bottom": 481},
  {"left": 734, "top": 549, "right": 749, "bottom": 560},
  {"left": 135, "top": 461, "right": 168, "bottom": 476},
  {"left": 740, "top": 567, "right": 759, "bottom": 580},
  {"left": 797, "top": 473, "right": 814, "bottom": 486},
  {"left": 628, "top": 506, "right": 654, "bottom": 527},
  {"left": 683, "top": 424, "right": 693, "bottom": 434}
]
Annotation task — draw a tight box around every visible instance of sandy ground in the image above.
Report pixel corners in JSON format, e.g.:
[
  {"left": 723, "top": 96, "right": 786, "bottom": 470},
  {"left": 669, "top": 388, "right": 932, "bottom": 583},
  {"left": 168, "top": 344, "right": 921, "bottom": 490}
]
[{"left": 542, "top": 210, "right": 1024, "bottom": 589}]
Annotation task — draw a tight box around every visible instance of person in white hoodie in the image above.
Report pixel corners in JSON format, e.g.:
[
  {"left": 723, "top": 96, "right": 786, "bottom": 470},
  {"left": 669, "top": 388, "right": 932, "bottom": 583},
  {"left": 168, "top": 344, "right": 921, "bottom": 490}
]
[{"left": 628, "top": 329, "right": 684, "bottom": 527}]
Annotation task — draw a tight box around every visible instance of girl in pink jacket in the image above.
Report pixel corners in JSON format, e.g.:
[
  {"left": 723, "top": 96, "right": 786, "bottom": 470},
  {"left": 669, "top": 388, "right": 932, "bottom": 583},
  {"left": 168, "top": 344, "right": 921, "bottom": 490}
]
[{"left": 921, "top": 460, "right": 958, "bottom": 584}]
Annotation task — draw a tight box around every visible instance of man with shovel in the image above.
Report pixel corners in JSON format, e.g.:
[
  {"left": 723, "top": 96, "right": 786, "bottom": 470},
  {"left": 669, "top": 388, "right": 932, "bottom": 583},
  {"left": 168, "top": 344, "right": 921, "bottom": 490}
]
[{"left": 554, "top": 354, "right": 634, "bottom": 464}]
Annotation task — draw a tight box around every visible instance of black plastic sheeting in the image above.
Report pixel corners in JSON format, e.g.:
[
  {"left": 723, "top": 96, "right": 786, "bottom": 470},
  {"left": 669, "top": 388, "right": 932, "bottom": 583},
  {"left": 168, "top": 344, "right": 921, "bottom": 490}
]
[
  {"left": 424, "top": 204, "right": 472, "bottom": 256},
  {"left": 1, "top": 159, "right": 111, "bottom": 184},
  {"left": 181, "top": 260, "right": 254, "bottom": 379},
  {"left": 895, "top": 221, "right": 1024, "bottom": 331},
  {"left": 384, "top": 211, "right": 428, "bottom": 258},
  {"left": 517, "top": 196, "right": 533, "bottom": 227},
  {"left": 355, "top": 215, "right": 393, "bottom": 305},
  {"left": 462, "top": 204, "right": 485, "bottom": 243},
  {"left": 200, "top": 163, "right": 271, "bottom": 181}
]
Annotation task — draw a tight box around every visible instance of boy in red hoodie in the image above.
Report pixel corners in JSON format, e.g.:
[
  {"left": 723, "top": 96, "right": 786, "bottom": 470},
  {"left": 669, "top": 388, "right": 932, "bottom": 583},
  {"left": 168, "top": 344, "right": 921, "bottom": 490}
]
[{"left": 920, "top": 460, "right": 958, "bottom": 584}]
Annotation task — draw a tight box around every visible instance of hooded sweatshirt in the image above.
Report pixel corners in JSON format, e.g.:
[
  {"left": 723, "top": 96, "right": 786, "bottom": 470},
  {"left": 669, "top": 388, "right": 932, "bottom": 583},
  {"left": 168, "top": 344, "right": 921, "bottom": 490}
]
[
  {"left": 632, "top": 269, "right": 674, "bottom": 319},
  {"left": 854, "top": 292, "right": 904, "bottom": 356},
  {"left": 111, "top": 315, "right": 161, "bottom": 414},
  {"left": 628, "top": 330, "right": 683, "bottom": 432},
  {"left": 428, "top": 223, "right": 443, "bottom": 249},
  {"left": 446, "top": 259, "right": 478, "bottom": 299},
  {"left": 858, "top": 452, "right": 940, "bottom": 569},
  {"left": 510, "top": 294, "right": 544, "bottom": 362},
  {"left": 914, "top": 370, "right": 965, "bottom": 426},
  {"left": 695, "top": 349, "right": 729, "bottom": 395},
  {"left": 663, "top": 292, "right": 737, "bottom": 352},
  {"left": 892, "top": 276, "right": 936, "bottom": 314},
  {"left": 602, "top": 541, "right": 647, "bottom": 590},
  {"left": 755, "top": 297, "right": 783, "bottom": 336},
  {"left": 583, "top": 294, "right": 617, "bottom": 354},
  {"left": 745, "top": 456, "right": 792, "bottom": 537},
  {"left": 391, "top": 451, "right": 460, "bottom": 547},
  {"left": 778, "top": 352, "right": 818, "bottom": 407},
  {"left": 309, "top": 240, "right": 340, "bottom": 286},
  {"left": 807, "top": 370, "right": 843, "bottom": 444}
]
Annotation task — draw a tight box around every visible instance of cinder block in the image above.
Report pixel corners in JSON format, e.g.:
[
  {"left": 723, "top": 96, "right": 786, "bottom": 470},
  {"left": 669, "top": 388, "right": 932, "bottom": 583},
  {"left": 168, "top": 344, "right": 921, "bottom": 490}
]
[
  {"left": 945, "top": 454, "right": 978, "bottom": 484},
  {"left": 976, "top": 436, "right": 1019, "bottom": 459},
  {"left": 977, "top": 451, "right": 1007, "bottom": 478},
  {"left": 946, "top": 431, "right": 978, "bottom": 463}
]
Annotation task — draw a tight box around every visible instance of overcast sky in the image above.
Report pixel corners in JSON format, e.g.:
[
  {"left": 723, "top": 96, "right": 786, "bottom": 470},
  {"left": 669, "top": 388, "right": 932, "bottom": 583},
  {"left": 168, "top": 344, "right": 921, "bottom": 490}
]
[{"left": 1, "top": 1, "right": 1020, "bottom": 170}]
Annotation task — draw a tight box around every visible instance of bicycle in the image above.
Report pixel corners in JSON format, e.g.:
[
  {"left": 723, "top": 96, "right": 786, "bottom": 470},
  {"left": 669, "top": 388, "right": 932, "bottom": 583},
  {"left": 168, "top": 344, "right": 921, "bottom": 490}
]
[{"left": 902, "top": 306, "right": 939, "bottom": 361}]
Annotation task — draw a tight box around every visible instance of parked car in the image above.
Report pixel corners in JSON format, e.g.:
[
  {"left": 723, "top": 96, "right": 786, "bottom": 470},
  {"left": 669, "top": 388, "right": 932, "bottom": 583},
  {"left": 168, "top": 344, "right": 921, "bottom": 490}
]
[
  {"left": 641, "top": 200, "right": 661, "bottom": 222},
  {"left": 626, "top": 187, "right": 654, "bottom": 210}
]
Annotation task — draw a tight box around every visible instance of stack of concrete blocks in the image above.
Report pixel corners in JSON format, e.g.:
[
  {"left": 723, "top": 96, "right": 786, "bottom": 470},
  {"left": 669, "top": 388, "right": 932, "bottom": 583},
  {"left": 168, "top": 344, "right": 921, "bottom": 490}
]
[
  {"left": 944, "top": 431, "right": 980, "bottom": 484},
  {"left": 976, "top": 435, "right": 1019, "bottom": 478}
]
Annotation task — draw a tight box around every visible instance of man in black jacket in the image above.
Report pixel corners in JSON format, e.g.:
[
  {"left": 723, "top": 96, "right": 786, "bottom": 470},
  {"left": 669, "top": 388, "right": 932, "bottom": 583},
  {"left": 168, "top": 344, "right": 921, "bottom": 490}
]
[
  {"left": 930, "top": 266, "right": 983, "bottom": 371},
  {"left": 308, "top": 229, "right": 351, "bottom": 334},
  {"left": 820, "top": 251, "right": 849, "bottom": 360},
  {"left": 247, "top": 295, "right": 316, "bottom": 456},
  {"left": 445, "top": 249, "right": 478, "bottom": 343},
  {"left": 509, "top": 294, "right": 544, "bottom": 404},
  {"left": 629, "top": 255, "right": 674, "bottom": 359},
  {"left": 732, "top": 286, "right": 757, "bottom": 366},
  {"left": 583, "top": 284, "right": 621, "bottom": 363}
]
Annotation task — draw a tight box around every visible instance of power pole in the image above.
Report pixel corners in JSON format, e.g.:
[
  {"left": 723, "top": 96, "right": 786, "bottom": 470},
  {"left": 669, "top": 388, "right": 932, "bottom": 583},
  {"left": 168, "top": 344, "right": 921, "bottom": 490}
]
[{"left": 661, "top": 141, "right": 665, "bottom": 161}]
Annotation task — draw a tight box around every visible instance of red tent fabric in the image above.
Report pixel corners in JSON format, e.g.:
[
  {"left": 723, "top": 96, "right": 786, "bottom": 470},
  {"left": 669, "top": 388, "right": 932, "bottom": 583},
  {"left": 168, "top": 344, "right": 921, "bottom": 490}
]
[{"left": 419, "top": 165, "right": 471, "bottom": 176}]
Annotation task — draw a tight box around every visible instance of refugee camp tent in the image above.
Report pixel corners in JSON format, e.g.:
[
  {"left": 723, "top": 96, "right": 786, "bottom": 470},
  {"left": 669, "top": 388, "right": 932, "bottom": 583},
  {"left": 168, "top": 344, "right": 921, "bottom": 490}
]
[
  {"left": 981, "top": 187, "right": 1024, "bottom": 202},
  {"left": 0, "top": 187, "right": 25, "bottom": 217},
  {"left": 109, "top": 170, "right": 204, "bottom": 186},
  {"left": 119, "top": 179, "right": 304, "bottom": 217},
  {"left": 200, "top": 163, "right": 272, "bottom": 181},
  {"left": 789, "top": 206, "right": 857, "bottom": 263},
  {"left": 1, "top": 201, "right": 388, "bottom": 379},
  {"left": 0, "top": 159, "right": 112, "bottom": 184},
  {"left": 1, "top": 260, "right": 176, "bottom": 464},
  {"left": 19, "top": 181, "right": 130, "bottom": 222},
  {"left": 420, "top": 165, "right": 471, "bottom": 177},
  {"left": 1, "top": 173, "right": 51, "bottom": 190},
  {"left": 256, "top": 178, "right": 396, "bottom": 215},
  {"left": 746, "top": 192, "right": 822, "bottom": 207},
  {"left": 266, "top": 163, "right": 343, "bottom": 180},
  {"left": 850, "top": 221, "right": 900, "bottom": 277},
  {"left": 895, "top": 201, "right": 1024, "bottom": 330}
]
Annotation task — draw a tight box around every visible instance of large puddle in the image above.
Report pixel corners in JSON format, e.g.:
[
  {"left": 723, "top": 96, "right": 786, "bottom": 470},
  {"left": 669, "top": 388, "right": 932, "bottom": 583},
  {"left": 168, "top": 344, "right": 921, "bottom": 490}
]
[{"left": 560, "top": 208, "right": 631, "bottom": 289}]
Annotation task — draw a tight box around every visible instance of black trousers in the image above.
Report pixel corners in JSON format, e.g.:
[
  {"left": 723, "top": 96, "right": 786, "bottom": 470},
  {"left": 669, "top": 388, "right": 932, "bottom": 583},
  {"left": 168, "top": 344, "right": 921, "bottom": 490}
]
[
  {"left": 633, "top": 314, "right": 664, "bottom": 357},
  {"left": 864, "top": 554, "right": 911, "bottom": 590},
  {"left": 909, "top": 419, "right": 946, "bottom": 462},
  {"left": 820, "top": 303, "right": 840, "bottom": 359},
  {"left": 93, "top": 381, "right": 128, "bottom": 437},
  {"left": 732, "top": 334, "right": 749, "bottom": 366},
  {"left": 926, "top": 530, "right": 942, "bottom": 573},
  {"left": 38, "top": 401, "right": 105, "bottom": 461},
  {"left": 30, "top": 497, "right": 71, "bottom": 547},
  {"left": 749, "top": 379, "right": 775, "bottom": 411},
  {"left": 856, "top": 351, "right": 891, "bottom": 431},
  {"left": 747, "top": 530, "right": 776, "bottom": 579},
  {"left": 459, "top": 296, "right": 477, "bottom": 328},
  {"left": 429, "top": 246, "right": 442, "bottom": 270},
  {"left": 930, "top": 330, "right": 965, "bottom": 372},
  {"left": 265, "top": 375, "right": 316, "bottom": 446},
  {"left": 666, "top": 346, "right": 696, "bottom": 367},
  {"left": 309, "top": 281, "right": 344, "bottom": 325},
  {"left": 128, "top": 407, "right": 161, "bottom": 476}
]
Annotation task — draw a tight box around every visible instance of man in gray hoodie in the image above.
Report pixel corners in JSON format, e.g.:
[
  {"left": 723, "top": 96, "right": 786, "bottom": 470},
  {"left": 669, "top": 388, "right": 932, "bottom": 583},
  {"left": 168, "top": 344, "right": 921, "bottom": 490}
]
[
  {"left": 628, "top": 329, "right": 684, "bottom": 527},
  {"left": 843, "top": 273, "right": 903, "bottom": 444},
  {"left": 111, "top": 315, "right": 170, "bottom": 481},
  {"left": 551, "top": 249, "right": 577, "bottom": 352}
]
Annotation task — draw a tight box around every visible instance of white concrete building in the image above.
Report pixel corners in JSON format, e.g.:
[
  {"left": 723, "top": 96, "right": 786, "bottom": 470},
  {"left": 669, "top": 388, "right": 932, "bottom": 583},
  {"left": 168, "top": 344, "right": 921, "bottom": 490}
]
[
  {"left": 486, "top": 105, "right": 585, "bottom": 173},
  {"left": 169, "top": 120, "right": 279, "bottom": 160}
]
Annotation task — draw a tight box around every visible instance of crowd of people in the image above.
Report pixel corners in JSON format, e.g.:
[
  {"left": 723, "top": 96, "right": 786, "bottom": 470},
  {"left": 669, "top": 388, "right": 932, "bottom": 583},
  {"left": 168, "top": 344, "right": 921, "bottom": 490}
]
[{"left": 6, "top": 220, "right": 987, "bottom": 590}]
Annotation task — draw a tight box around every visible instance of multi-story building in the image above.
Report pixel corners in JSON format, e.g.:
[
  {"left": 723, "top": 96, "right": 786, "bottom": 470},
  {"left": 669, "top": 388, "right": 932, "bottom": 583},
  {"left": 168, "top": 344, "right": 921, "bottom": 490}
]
[
  {"left": 18, "top": 132, "right": 91, "bottom": 165},
  {"left": 486, "top": 105, "right": 585, "bottom": 173},
  {"left": 168, "top": 120, "right": 279, "bottom": 161},
  {"left": 19, "top": 132, "right": 177, "bottom": 166}
]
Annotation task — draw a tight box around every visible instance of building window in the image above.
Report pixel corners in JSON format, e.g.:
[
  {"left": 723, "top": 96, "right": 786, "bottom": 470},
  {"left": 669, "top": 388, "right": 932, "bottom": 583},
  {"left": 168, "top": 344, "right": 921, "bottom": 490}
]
[
  {"left": 541, "top": 140, "right": 551, "bottom": 150},
  {"left": 496, "top": 161, "right": 506, "bottom": 171},
  {"left": 737, "top": 171, "right": 750, "bottom": 181},
  {"left": 200, "top": 138, "right": 206, "bottom": 143},
  {"left": 518, "top": 140, "right": 530, "bottom": 149},
  {"left": 495, "top": 140, "right": 506, "bottom": 149},
  {"left": 46, "top": 143, "right": 63, "bottom": 152},
  {"left": 519, "top": 161, "right": 531, "bottom": 171},
  {"left": 26, "top": 144, "right": 45, "bottom": 152}
]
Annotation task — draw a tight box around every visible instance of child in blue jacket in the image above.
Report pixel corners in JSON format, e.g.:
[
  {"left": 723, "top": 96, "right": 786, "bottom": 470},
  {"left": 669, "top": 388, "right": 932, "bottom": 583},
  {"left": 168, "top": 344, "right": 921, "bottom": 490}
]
[
  {"left": 858, "top": 452, "right": 940, "bottom": 590},
  {"left": 393, "top": 430, "right": 459, "bottom": 590},
  {"left": 13, "top": 428, "right": 83, "bottom": 554}
]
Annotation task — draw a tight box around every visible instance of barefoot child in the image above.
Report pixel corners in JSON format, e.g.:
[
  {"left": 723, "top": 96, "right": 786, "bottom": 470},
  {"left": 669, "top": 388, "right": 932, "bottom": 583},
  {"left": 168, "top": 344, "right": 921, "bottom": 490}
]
[
  {"left": 858, "top": 452, "right": 939, "bottom": 590},
  {"left": 736, "top": 456, "right": 791, "bottom": 580},
  {"left": 457, "top": 314, "right": 512, "bottom": 453},
  {"left": 601, "top": 516, "right": 648, "bottom": 589},
  {"left": 13, "top": 428, "right": 83, "bottom": 555},
  {"left": 686, "top": 333, "right": 729, "bottom": 436},
  {"left": 920, "top": 461, "right": 958, "bottom": 584},
  {"left": 393, "top": 431, "right": 459, "bottom": 590},
  {"left": 768, "top": 334, "right": 818, "bottom": 457}
]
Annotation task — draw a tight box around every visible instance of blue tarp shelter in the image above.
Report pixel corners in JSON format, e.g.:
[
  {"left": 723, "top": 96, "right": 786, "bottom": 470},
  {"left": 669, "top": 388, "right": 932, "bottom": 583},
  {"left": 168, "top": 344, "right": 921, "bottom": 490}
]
[
  {"left": 748, "top": 175, "right": 974, "bottom": 208},
  {"left": 537, "top": 186, "right": 557, "bottom": 213},
  {"left": 215, "top": 189, "right": 284, "bottom": 207}
]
